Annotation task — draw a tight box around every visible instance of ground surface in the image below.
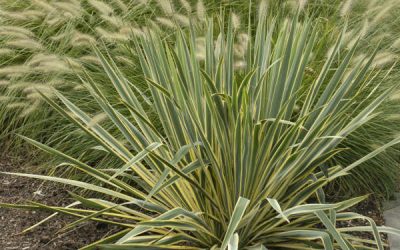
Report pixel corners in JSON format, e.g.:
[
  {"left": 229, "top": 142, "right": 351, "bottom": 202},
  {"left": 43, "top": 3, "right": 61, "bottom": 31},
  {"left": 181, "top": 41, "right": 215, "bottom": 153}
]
[
  {"left": 0, "top": 157, "right": 118, "bottom": 250},
  {"left": 384, "top": 193, "right": 400, "bottom": 250}
]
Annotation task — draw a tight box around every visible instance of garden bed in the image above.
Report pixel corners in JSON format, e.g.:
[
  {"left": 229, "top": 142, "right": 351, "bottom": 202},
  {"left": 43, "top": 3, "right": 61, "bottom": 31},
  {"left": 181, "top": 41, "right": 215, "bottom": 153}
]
[
  {"left": 0, "top": 156, "right": 388, "bottom": 249},
  {"left": 0, "top": 157, "right": 117, "bottom": 250}
]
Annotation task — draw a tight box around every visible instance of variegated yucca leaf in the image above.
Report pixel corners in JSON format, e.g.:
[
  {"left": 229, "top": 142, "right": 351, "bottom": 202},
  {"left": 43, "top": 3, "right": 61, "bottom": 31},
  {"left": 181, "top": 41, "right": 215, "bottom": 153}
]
[{"left": 2, "top": 12, "right": 400, "bottom": 249}]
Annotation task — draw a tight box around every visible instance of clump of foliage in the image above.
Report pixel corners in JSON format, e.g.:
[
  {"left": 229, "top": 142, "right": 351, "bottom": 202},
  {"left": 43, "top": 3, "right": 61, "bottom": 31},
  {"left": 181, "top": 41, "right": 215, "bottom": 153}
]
[{"left": 2, "top": 12, "right": 400, "bottom": 249}]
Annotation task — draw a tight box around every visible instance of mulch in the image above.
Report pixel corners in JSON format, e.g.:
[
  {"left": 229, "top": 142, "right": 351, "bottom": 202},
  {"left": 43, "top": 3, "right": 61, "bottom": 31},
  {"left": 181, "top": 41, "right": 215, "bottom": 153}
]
[{"left": 0, "top": 157, "right": 119, "bottom": 250}]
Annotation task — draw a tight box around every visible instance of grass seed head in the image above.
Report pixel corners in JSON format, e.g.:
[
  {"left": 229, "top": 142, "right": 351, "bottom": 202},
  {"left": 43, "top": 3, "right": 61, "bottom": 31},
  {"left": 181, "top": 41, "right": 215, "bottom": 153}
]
[
  {"left": 179, "top": 0, "right": 192, "bottom": 13},
  {"left": 5, "top": 39, "right": 44, "bottom": 51},
  {"left": 157, "top": 0, "right": 175, "bottom": 15},
  {"left": 0, "top": 80, "right": 10, "bottom": 86},
  {"left": 340, "top": 0, "right": 353, "bottom": 17},
  {"left": 6, "top": 102, "right": 26, "bottom": 109},
  {"left": 173, "top": 14, "right": 190, "bottom": 27},
  {"left": 231, "top": 13, "right": 240, "bottom": 30},
  {"left": 372, "top": 52, "right": 397, "bottom": 68},
  {"left": 0, "top": 26, "right": 35, "bottom": 37},
  {"left": 20, "top": 100, "right": 41, "bottom": 117},
  {"left": 156, "top": 17, "right": 176, "bottom": 29},
  {"left": 87, "top": 112, "right": 108, "bottom": 128},
  {"left": 88, "top": 0, "right": 114, "bottom": 15},
  {"left": 70, "top": 31, "right": 96, "bottom": 47},
  {"left": 299, "top": 0, "right": 308, "bottom": 11},
  {"left": 120, "top": 26, "right": 145, "bottom": 38},
  {"left": 111, "top": 0, "right": 128, "bottom": 11},
  {"left": 100, "top": 14, "right": 124, "bottom": 28},
  {"left": 0, "top": 48, "right": 15, "bottom": 56},
  {"left": 196, "top": 0, "right": 206, "bottom": 22},
  {"left": 32, "top": 0, "right": 57, "bottom": 13},
  {"left": 0, "top": 65, "right": 30, "bottom": 77},
  {"left": 54, "top": 1, "right": 82, "bottom": 17}
]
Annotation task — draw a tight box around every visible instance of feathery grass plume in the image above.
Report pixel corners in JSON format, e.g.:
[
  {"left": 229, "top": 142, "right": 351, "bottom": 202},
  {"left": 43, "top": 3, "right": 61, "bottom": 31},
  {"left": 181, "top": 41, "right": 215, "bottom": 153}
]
[
  {"left": 24, "top": 84, "right": 56, "bottom": 94},
  {"left": 359, "top": 20, "right": 370, "bottom": 38},
  {"left": 33, "top": 61, "right": 71, "bottom": 73},
  {"left": 389, "top": 91, "right": 400, "bottom": 101},
  {"left": 19, "top": 100, "right": 40, "bottom": 117},
  {"left": 73, "top": 84, "right": 85, "bottom": 90},
  {"left": 0, "top": 30, "right": 31, "bottom": 39},
  {"left": 147, "top": 20, "right": 162, "bottom": 35},
  {"left": 157, "top": 0, "right": 175, "bottom": 15},
  {"left": 0, "top": 48, "right": 14, "bottom": 56},
  {"left": 54, "top": 1, "right": 82, "bottom": 18},
  {"left": 5, "top": 39, "right": 43, "bottom": 50},
  {"left": 7, "top": 82, "right": 38, "bottom": 90},
  {"left": 0, "top": 65, "right": 30, "bottom": 77},
  {"left": 195, "top": 37, "right": 206, "bottom": 61},
  {"left": 179, "top": 0, "right": 192, "bottom": 13},
  {"left": 111, "top": 0, "right": 127, "bottom": 11},
  {"left": 120, "top": 26, "right": 145, "bottom": 38},
  {"left": 173, "top": 13, "right": 190, "bottom": 27},
  {"left": 386, "top": 114, "right": 400, "bottom": 121},
  {"left": 115, "top": 56, "right": 134, "bottom": 66},
  {"left": 0, "top": 96, "right": 10, "bottom": 101},
  {"left": 70, "top": 31, "right": 97, "bottom": 47},
  {"left": 100, "top": 14, "right": 124, "bottom": 28},
  {"left": 156, "top": 17, "right": 176, "bottom": 29},
  {"left": 47, "top": 79, "right": 67, "bottom": 87},
  {"left": 45, "top": 17, "right": 64, "bottom": 27},
  {"left": 50, "top": 31, "right": 70, "bottom": 42},
  {"left": 196, "top": 0, "right": 205, "bottom": 22},
  {"left": 6, "top": 102, "right": 26, "bottom": 109},
  {"left": 350, "top": 53, "right": 366, "bottom": 66},
  {"left": 79, "top": 55, "right": 102, "bottom": 65},
  {"left": 234, "top": 60, "right": 246, "bottom": 69},
  {"left": 346, "top": 36, "right": 358, "bottom": 49},
  {"left": 299, "top": 0, "right": 308, "bottom": 11},
  {"left": 392, "top": 37, "right": 400, "bottom": 49},
  {"left": 237, "top": 33, "right": 249, "bottom": 47},
  {"left": 26, "top": 54, "right": 72, "bottom": 73},
  {"left": 231, "top": 12, "right": 240, "bottom": 30},
  {"left": 371, "top": 5, "right": 392, "bottom": 26},
  {"left": 18, "top": 10, "right": 44, "bottom": 20},
  {"left": 0, "top": 26, "right": 34, "bottom": 37},
  {"left": 27, "top": 54, "right": 60, "bottom": 66},
  {"left": 32, "top": 0, "right": 57, "bottom": 13},
  {"left": 234, "top": 33, "right": 249, "bottom": 57},
  {"left": 234, "top": 33, "right": 249, "bottom": 58},
  {"left": 214, "top": 33, "right": 223, "bottom": 59},
  {"left": 259, "top": 0, "right": 268, "bottom": 18},
  {"left": 64, "top": 57, "right": 83, "bottom": 71},
  {"left": 0, "top": 80, "right": 10, "bottom": 86},
  {"left": 0, "top": 9, "right": 28, "bottom": 21},
  {"left": 372, "top": 52, "right": 397, "bottom": 68},
  {"left": 340, "top": 0, "right": 353, "bottom": 17},
  {"left": 26, "top": 91, "right": 55, "bottom": 101},
  {"left": 88, "top": 0, "right": 114, "bottom": 15},
  {"left": 87, "top": 112, "right": 108, "bottom": 128},
  {"left": 95, "top": 27, "right": 129, "bottom": 41}
]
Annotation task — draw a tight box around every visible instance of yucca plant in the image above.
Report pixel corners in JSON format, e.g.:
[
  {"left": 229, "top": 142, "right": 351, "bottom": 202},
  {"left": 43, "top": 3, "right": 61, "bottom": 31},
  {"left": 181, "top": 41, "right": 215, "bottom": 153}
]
[{"left": 2, "top": 11, "right": 400, "bottom": 249}]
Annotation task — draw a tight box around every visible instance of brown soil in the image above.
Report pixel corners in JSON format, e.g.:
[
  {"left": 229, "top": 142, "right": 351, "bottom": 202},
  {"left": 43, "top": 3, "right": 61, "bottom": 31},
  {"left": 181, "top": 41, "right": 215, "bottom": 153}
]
[
  {"left": 0, "top": 157, "right": 119, "bottom": 250},
  {"left": 345, "top": 197, "right": 388, "bottom": 242}
]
